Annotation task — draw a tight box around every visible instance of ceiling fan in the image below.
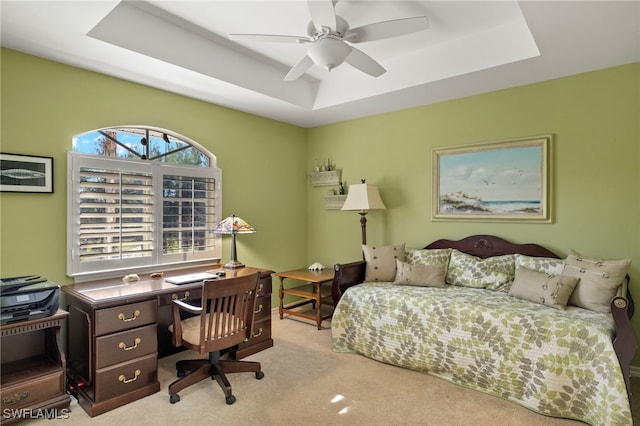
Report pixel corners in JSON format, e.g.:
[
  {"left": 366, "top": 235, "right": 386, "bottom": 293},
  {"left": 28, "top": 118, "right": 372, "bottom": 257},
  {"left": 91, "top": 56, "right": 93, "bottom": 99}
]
[{"left": 229, "top": 0, "right": 429, "bottom": 81}]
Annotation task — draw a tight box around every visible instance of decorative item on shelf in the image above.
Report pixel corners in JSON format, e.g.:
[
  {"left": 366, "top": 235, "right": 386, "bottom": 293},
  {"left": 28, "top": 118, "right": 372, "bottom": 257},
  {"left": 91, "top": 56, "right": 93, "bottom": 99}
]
[
  {"left": 211, "top": 214, "right": 256, "bottom": 269},
  {"left": 341, "top": 179, "right": 386, "bottom": 245},
  {"left": 310, "top": 169, "right": 341, "bottom": 186},
  {"left": 324, "top": 194, "right": 347, "bottom": 210}
]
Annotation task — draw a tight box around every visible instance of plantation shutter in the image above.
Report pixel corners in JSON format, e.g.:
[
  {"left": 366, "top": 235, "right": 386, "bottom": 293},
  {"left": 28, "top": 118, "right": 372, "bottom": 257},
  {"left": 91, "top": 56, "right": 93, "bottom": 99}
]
[
  {"left": 161, "top": 173, "right": 218, "bottom": 258},
  {"left": 68, "top": 153, "right": 221, "bottom": 277},
  {"left": 78, "top": 166, "right": 154, "bottom": 262}
]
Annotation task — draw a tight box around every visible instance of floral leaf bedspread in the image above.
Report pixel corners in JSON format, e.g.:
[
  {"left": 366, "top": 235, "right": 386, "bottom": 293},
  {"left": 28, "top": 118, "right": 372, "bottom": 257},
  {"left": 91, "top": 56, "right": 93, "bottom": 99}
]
[{"left": 331, "top": 283, "right": 632, "bottom": 425}]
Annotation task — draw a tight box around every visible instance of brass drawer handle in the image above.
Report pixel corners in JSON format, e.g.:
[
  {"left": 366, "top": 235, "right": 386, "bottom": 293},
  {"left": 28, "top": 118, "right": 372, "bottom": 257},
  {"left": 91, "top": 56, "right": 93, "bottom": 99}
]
[
  {"left": 253, "top": 327, "right": 263, "bottom": 338},
  {"left": 254, "top": 304, "right": 263, "bottom": 314},
  {"left": 118, "top": 369, "right": 141, "bottom": 384},
  {"left": 118, "top": 310, "right": 141, "bottom": 322},
  {"left": 257, "top": 283, "right": 264, "bottom": 293},
  {"left": 118, "top": 337, "right": 142, "bottom": 351},
  {"left": 2, "top": 391, "right": 29, "bottom": 405},
  {"left": 172, "top": 291, "right": 190, "bottom": 302}
]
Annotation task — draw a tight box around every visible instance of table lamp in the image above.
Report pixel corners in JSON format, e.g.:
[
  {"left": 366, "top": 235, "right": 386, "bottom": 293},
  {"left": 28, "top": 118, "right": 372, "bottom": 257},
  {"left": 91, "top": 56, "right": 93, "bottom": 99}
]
[
  {"left": 341, "top": 180, "right": 386, "bottom": 245},
  {"left": 211, "top": 214, "right": 256, "bottom": 269}
]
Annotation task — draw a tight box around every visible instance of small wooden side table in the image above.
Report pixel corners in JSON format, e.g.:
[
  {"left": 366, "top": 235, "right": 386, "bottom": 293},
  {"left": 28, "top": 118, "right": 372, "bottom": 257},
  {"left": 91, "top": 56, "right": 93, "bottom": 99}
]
[{"left": 276, "top": 268, "right": 335, "bottom": 329}]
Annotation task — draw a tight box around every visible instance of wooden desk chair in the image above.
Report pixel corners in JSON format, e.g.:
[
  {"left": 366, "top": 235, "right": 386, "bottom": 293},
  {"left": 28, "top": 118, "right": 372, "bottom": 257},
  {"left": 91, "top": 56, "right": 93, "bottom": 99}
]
[{"left": 168, "top": 273, "right": 264, "bottom": 405}]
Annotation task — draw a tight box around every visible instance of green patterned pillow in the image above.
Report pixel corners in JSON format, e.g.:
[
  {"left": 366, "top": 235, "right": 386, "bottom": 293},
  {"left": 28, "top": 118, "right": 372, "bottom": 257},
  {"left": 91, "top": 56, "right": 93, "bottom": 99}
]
[
  {"left": 514, "top": 254, "right": 565, "bottom": 275},
  {"left": 393, "top": 259, "right": 446, "bottom": 287},
  {"left": 405, "top": 248, "right": 452, "bottom": 273},
  {"left": 446, "top": 249, "right": 515, "bottom": 291},
  {"left": 362, "top": 243, "right": 405, "bottom": 282},
  {"left": 509, "top": 266, "right": 579, "bottom": 309}
]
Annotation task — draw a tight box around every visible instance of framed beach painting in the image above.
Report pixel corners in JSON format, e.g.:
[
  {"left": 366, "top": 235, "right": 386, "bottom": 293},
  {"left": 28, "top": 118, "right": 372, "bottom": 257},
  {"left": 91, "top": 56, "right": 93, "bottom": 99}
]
[
  {"left": 0, "top": 153, "right": 54, "bottom": 193},
  {"left": 432, "top": 135, "right": 551, "bottom": 223}
]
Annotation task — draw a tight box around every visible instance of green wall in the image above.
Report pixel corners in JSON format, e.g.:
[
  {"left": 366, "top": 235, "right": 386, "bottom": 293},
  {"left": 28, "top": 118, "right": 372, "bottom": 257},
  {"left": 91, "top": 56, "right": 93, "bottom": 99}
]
[
  {"left": 306, "top": 63, "right": 640, "bottom": 365},
  {"left": 2, "top": 48, "right": 639, "bottom": 366},
  {"left": 0, "top": 48, "right": 308, "bottom": 285}
]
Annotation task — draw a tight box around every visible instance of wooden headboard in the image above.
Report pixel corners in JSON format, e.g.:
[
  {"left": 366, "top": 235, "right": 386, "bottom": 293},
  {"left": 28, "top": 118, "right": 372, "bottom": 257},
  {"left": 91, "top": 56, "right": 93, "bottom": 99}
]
[{"left": 424, "top": 234, "right": 559, "bottom": 259}]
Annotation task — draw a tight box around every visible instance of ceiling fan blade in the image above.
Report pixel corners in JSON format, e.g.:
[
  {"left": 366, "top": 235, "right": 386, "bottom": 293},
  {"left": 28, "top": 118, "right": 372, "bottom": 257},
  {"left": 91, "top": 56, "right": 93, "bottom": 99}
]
[
  {"left": 344, "top": 47, "right": 386, "bottom": 78},
  {"left": 307, "top": 0, "right": 336, "bottom": 32},
  {"left": 346, "top": 16, "right": 429, "bottom": 43},
  {"left": 284, "top": 55, "right": 315, "bottom": 81},
  {"left": 229, "top": 34, "right": 309, "bottom": 44}
]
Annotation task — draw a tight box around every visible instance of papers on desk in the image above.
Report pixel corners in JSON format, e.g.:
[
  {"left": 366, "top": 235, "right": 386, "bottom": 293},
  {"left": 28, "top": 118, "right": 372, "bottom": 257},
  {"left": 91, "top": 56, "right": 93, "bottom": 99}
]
[{"left": 165, "top": 272, "right": 218, "bottom": 285}]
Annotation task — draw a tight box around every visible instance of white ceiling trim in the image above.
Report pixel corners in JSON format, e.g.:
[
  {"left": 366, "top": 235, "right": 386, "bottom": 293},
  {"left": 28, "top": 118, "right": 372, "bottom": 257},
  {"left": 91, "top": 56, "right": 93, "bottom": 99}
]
[{"left": 1, "top": 1, "right": 638, "bottom": 128}]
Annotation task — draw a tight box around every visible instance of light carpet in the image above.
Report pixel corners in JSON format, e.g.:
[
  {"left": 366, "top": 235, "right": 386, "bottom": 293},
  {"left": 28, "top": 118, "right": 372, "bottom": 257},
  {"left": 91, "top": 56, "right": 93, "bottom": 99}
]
[{"left": 30, "top": 312, "right": 639, "bottom": 426}]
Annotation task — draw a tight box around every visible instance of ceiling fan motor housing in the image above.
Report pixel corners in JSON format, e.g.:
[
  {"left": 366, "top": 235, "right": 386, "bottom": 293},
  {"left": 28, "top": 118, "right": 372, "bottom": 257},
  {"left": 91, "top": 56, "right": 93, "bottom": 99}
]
[{"left": 307, "top": 16, "right": 350, "bottom": 38}]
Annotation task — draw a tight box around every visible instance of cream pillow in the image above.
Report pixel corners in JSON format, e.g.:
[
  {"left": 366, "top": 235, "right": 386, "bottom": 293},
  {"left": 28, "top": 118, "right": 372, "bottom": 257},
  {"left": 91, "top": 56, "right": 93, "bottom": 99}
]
[
  {"left": 446, "top": 249, "right": 515, "bottom": 291},
  {"left": 564, "top": 249, "right": 631, "bottom": 313},
  {"left": 509, "top": 267, "right": 579, "bottom": 310},
  {"left": 362, "top": 243, "right": 405, "bottom": 282},
  {"left": 393, "top": 259, "right": 446, "bottom": 287}
]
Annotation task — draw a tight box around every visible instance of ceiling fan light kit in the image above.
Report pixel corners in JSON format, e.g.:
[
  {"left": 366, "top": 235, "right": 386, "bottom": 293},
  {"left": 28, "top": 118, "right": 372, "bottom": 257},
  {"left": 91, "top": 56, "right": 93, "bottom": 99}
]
[
  {"left": 308, "top": 37, "right": 351, "bottom": 71},
  {"left": 229, "top": 0, "right": 429, "bottom": 81}
]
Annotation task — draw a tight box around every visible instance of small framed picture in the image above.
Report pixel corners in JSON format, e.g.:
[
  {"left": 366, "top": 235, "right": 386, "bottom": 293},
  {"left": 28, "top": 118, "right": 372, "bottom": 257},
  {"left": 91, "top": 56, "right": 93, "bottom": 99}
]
[{"left": 0, "top": 153, "right": 54, "bottom": 193}]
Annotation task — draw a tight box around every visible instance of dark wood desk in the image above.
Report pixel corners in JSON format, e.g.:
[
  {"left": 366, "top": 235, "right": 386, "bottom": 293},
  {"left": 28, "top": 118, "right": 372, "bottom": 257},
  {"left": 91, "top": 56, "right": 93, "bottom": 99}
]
[
  {"left": 276, "top": 268, "right": 335, "bottom": 329},
  {"left": 62, "top": 265, "right": 273, "bottom": 417},
  {"left": 1, "top": 310, "right": 71, "bottom": 425}
]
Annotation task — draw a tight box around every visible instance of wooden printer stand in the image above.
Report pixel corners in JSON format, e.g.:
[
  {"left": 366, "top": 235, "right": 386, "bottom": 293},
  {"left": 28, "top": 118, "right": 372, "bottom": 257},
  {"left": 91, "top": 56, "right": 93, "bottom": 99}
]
[{"left": 0, "top": 310, "right": 71, "bottom": 425}]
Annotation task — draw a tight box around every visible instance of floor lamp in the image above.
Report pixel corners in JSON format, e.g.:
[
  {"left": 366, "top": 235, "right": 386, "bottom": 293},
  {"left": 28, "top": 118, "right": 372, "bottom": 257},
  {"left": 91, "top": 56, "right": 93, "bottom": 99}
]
[
  {"left": 211, "top": 214, "right": 256, "bottom": 269},
  {"left": 341, "top": 180, "right": 386, "bottom": 246}
]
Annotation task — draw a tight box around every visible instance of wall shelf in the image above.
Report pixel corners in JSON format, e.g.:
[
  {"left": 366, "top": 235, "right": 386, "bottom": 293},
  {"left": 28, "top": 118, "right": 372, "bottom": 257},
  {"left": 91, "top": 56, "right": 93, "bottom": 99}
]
[
  {"left": 310, "top": 170, "right": 340, "bottom": 186},
  {"left": 324, "top": 195, "right": 347, "bottom": 210}
]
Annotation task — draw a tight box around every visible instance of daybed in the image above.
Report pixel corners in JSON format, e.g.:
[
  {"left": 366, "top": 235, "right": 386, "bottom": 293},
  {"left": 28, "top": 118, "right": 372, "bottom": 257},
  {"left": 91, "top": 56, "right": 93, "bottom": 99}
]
[{"left": 331, "top": 235, "right": 636, "bottom": 426}]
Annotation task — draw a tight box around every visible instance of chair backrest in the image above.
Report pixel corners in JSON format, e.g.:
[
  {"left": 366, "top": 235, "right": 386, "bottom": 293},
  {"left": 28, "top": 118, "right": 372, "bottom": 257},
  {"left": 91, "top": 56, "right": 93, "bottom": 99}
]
[{"left": 198, "top": 272, "right": 260, "bottom": 354}]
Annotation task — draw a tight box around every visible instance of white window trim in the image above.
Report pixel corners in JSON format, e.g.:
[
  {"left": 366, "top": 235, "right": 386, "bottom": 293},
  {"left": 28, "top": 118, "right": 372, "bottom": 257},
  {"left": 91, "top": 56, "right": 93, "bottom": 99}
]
[{"left": 67, "top": 152, "right": 222, "bottom": 283}]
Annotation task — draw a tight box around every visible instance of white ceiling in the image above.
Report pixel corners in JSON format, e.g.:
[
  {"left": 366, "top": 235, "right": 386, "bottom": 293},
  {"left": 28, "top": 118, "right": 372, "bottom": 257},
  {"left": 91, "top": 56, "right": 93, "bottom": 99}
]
[{"left": 2, "top": 1, "right": 639, "bottom": 128}]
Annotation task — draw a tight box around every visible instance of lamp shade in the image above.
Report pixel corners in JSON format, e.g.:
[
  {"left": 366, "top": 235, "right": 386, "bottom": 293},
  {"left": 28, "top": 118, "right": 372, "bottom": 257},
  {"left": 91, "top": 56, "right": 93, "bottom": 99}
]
[
  {"left": 211, "top": 215, "right": 256, "bottom": 235},
  {"left": 341, "top": 183, "right": 386, "bottom": 212}
]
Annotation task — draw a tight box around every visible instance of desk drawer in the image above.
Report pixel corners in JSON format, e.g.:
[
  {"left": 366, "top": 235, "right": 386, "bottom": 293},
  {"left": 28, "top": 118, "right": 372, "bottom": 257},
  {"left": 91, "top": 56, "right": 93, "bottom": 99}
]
[
  {"left": 257, "top": 276, "right": 272, "bottom": 297},
  {"left": 95, "top": 300, "right": 157, "bottom": 336},
  {"left": 94, "top": 353, "right": 157, "bottom": 402},
  {"left": 253, "top": 295, "right": 271, "bottom": 322},
  {"left": 95, "top": 324, "right": 157, "bottom": 370},
  {"left": 248, "top": 316, "right": 271, "bottom": 346},
  {"left": 1, "top": 369, "right": 64, "bottom": 411},
  {"left": 158, "top": 288, "right": 202, "bottom": 306}
]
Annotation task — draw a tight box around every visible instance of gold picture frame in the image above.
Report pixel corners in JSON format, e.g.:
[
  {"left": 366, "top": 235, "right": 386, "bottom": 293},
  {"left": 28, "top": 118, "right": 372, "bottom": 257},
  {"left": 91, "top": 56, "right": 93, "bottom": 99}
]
[{"left": 432, "top": 135, "right": 551, "bottom": 223}]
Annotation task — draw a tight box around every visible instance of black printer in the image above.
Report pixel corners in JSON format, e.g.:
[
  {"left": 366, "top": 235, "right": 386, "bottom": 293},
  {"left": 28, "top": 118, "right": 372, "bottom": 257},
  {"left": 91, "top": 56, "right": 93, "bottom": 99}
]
[{"left": 0, "top": 275, "right": 60, "bottom": 325}]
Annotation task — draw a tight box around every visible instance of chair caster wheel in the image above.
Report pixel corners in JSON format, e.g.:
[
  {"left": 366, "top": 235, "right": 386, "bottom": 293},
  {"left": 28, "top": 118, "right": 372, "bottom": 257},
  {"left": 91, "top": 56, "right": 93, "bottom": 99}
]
[
  {"left": 225, "top": 395, "right": 236, "bottom": 405},
  {"left": 170, "top": 394, "right": 180, "bottom": 404},
  {"left": 177, "top": 369, "right": 186, "bottom": 378},
  {"left": 255, "top": 371, "right": 264, "bottom": 380}
]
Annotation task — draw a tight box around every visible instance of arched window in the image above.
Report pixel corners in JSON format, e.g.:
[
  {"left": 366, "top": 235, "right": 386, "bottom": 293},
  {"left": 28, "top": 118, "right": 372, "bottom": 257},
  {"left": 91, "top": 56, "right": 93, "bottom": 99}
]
[{"left": 67, "top": 126, "right": 221, "bottom": 281}]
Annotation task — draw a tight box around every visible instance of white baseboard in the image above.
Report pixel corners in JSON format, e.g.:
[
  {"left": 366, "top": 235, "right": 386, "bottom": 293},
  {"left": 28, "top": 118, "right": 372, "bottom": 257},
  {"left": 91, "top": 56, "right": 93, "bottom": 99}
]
[{"left": 631, "top": 365, "right": 640, "bottom": 378}]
